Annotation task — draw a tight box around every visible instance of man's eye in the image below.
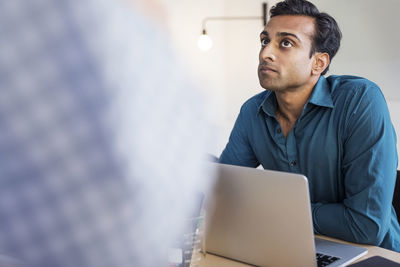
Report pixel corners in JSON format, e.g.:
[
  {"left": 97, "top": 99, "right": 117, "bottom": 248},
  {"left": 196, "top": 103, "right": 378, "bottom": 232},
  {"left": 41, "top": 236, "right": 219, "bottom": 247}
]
[
  {"left": 261, "top": 39, "right": 269, "bottom": 47},
  {"left": 281, "top": 40, "right": 292, "bottom": 48}
]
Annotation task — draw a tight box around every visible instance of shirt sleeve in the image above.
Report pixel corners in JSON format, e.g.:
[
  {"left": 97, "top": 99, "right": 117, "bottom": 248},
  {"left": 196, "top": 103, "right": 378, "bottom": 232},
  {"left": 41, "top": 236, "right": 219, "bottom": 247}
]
[
  {"left": 219, "top": 104, "right": 260, "bottom": 167},
  {"left": 312, "top": 83, "right": 398, "bottom": 246}
]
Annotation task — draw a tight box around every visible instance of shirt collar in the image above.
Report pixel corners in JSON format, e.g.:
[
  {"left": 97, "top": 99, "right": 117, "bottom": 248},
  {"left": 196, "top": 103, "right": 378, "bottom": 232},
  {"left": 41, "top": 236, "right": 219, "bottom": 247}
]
[
  {"left": 258, "top": 91, "right": 277, "bottom": 117},
  {"left": 308, "top": 76, "right": 334, "bottom": 108},
  {"left": 258, "top": 75, "right": 334, "bottom": 117}
]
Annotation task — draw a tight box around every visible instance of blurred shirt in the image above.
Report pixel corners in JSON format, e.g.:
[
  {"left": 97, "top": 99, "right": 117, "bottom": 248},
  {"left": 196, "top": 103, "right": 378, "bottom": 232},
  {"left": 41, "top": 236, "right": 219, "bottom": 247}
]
[{"left": 0, "top": 1, "right": 210, "bottom": 266}]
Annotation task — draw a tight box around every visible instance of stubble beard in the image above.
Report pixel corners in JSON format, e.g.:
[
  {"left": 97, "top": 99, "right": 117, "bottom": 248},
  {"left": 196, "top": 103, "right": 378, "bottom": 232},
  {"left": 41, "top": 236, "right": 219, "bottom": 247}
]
[{"left": 258, "top": 73, "right": 283, "bottom": 92}]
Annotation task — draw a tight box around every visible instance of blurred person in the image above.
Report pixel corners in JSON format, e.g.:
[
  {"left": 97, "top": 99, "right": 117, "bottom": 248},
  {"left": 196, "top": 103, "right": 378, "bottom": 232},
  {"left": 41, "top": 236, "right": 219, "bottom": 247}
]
[
  {"left": 219, "top": 0, "right": 400, "bottom": 251},
  {"left": 0, "top": 0, "right": 210, "bottom": 266}
]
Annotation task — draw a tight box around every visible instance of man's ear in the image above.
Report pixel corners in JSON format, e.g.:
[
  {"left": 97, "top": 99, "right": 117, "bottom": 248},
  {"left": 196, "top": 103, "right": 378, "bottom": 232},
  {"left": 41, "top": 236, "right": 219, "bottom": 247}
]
[{"left": 312, "top": 52, "right": 330, "bottom": 75}]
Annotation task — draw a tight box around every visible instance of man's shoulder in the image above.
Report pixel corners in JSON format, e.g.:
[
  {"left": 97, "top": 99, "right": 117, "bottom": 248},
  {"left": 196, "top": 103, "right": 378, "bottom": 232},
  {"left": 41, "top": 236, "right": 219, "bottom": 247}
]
[
  {"left": 326, "top": 75, "right": 380, "bottom": 94},
  {"left": 327, "top": 75, "right": 387, "bottom": 112}
]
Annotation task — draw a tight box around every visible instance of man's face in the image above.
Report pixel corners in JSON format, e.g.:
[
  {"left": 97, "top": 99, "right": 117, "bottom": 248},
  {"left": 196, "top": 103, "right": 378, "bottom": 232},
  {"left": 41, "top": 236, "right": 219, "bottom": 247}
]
[{"left": 258, "top": 15, "right": 316, "bottom": 92}]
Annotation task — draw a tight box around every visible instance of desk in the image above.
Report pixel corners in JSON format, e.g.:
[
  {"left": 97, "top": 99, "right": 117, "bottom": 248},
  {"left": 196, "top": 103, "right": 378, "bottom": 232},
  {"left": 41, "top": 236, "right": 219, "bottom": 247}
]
[{"left": 197, "top": 235, "right": 400, "bottom": 266}]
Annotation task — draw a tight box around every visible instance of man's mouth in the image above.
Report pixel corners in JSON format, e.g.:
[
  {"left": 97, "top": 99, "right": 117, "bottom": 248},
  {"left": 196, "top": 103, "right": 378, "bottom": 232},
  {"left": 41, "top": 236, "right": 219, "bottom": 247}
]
[{"left": 259, "top": 64, "right": 277, "bottom": 73}]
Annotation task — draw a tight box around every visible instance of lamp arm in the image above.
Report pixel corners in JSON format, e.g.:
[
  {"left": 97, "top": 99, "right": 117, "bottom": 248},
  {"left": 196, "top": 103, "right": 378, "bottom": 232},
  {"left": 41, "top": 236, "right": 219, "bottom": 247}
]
[
  {"left": 201, "top": 2, "right": 267, "bottom": 31},
  {"left": 201, "top": 16, "right": 264, "bottom": 31}
]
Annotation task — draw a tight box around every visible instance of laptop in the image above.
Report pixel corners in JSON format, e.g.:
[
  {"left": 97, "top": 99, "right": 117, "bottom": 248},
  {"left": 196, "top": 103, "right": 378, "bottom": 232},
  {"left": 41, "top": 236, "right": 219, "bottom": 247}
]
[{"left": 204, "top": 163, "right": 367, "bottom": 267}]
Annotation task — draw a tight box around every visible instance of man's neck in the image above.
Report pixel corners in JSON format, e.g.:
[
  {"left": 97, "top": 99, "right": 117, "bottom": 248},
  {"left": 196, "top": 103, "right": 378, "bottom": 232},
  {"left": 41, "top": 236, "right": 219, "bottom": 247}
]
[
  {"left": 275, "top": 91, "right": 309, "bottom": 123},
  {"left": 275, "top": 78, "right": 319, "bottom": 122},
  {"left": 274, "top": 78, "right": 319, "bottom": 136}
]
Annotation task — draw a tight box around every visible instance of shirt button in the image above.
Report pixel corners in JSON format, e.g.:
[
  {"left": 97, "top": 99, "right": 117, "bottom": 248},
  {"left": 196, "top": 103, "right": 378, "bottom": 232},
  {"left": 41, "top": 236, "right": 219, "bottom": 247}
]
[
  {"left": 290, "top": 160, "right": 297, "bottom": 167},
  {"left": 277, "top": 129, "right": 281, "bottom": 134}
]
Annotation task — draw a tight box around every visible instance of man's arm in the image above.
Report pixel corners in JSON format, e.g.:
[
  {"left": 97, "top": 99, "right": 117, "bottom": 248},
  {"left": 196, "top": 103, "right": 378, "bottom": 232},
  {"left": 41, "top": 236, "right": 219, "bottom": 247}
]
[
  {"left": 312, "top": 84, "right": 398, "bottom": 246},
  {"left": 219, "top": 105, "right": 260, "bottom": 167}
]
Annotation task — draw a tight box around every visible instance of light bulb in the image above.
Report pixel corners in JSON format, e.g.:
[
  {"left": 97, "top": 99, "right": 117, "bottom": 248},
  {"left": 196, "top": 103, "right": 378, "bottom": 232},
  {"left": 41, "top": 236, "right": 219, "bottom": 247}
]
[{"left": 198, "top": 31, "right": 213, "bottom": 51}]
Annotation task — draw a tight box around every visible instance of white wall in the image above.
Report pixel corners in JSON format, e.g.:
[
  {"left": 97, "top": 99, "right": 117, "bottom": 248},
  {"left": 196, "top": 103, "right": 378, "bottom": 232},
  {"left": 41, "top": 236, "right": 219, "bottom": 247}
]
[{"left": 164, "top": 0, "right": 400, "bottom": 159}]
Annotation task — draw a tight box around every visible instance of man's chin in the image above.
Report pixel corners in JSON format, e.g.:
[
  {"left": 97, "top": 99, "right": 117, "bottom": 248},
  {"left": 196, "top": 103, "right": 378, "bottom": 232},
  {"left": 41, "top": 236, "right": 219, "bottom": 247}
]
[
  {"left": 259, "top": 81, "right": 277, "bottom": 91},
  {"left": 258, "top": 75, "right": 279, "bottom": 90}
]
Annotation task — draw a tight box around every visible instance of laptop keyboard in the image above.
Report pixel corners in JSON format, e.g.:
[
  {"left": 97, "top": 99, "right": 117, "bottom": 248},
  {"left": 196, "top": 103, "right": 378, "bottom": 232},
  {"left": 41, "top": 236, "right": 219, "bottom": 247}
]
[{"left": 316, "top": 253, "right": 340, "bottom": 267}]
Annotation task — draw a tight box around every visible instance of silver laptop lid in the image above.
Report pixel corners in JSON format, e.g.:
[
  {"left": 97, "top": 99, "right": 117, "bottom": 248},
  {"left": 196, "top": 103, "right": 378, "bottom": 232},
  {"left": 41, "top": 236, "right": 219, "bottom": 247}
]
[{"left": 204, "top": 163, "right": 316, "bottom": 267}]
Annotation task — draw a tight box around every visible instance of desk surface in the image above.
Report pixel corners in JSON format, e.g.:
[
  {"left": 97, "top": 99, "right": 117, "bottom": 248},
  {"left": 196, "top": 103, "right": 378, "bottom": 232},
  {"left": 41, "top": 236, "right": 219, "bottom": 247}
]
[{"left": 197, "top": 235, "right": 400, "bottom": 266}]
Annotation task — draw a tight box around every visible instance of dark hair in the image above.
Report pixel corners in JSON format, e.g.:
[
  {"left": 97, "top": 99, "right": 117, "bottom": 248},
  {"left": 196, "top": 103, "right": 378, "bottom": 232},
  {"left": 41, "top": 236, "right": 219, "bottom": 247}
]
[{"left": 270, "top": 0, "right": 342, "bottom": 75}]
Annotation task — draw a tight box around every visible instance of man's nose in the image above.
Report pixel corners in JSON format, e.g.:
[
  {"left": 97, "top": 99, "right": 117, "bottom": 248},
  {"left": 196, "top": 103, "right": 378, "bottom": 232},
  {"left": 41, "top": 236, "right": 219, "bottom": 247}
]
[{"left": 260, "top": 44, "right": 276, "bottom": 62}]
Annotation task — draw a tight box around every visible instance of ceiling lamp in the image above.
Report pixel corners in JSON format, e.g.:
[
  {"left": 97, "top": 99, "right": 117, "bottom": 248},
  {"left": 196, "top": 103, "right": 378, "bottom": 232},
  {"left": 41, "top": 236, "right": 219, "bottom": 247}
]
[{"left": 198, "top": 2, "right": 268, "bottom": 51}]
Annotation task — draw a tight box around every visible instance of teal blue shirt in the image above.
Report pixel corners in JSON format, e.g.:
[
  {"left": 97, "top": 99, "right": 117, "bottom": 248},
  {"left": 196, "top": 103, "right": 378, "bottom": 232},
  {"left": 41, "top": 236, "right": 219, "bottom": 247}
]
[{"left": 220, "top": 75, "right": 400, "bottom": 251}]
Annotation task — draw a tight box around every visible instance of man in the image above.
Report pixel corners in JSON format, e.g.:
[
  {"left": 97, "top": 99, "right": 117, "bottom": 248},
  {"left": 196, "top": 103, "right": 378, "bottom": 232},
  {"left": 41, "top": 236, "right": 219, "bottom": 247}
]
[
  {"left": 219, "top": 0, "right": 400, "bottom": 251},
  {"left": 0, "top": 0, "right": 210, "bottom": 266}
]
